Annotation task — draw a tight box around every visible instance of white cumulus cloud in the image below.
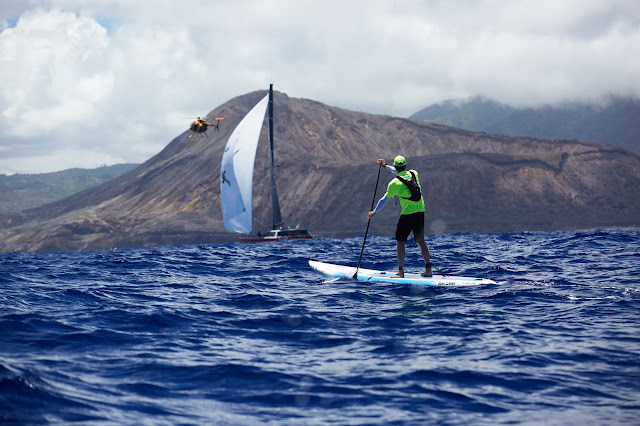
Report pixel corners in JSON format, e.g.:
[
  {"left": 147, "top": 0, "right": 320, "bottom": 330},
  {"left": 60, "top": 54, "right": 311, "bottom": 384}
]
[{"left": 0, "top": 0, "right": 639, "bottom": 174}]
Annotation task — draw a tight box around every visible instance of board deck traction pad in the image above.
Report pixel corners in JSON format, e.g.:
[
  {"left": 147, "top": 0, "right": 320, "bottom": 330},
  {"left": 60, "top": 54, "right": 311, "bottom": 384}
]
[{"left": 309, "top": 260, "right": 497, "bottom": 286}]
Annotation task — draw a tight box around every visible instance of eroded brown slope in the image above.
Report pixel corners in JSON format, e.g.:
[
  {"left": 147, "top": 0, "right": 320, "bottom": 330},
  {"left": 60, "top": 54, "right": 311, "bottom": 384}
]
[{"left": 1, "top": 90, "right": 638, "bottom": 252}]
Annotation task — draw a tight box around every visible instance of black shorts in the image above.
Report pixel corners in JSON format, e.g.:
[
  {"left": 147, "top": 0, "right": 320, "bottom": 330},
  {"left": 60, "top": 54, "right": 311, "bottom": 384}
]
[{"left": 395, "top": 212, "right": 425, "bottom": 242}]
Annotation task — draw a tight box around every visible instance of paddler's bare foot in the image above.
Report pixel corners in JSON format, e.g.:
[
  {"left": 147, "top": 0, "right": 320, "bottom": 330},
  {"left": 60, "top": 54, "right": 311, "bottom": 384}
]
[
  {"left": 392, "top": 268, "right": 404, "bottom": 278},
  {"left": 421, "top": 263, "right": 433, "bottom": 277}
]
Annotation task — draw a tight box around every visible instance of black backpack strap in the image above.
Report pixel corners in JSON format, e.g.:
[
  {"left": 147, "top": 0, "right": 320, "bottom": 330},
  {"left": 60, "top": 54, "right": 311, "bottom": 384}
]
[{"left": 396, "top": 171, "right": 421, "bottom": 201}]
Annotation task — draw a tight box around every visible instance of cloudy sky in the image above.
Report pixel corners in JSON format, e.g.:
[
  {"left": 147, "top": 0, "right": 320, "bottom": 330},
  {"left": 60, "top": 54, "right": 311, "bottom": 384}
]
[{"left": 1, "top": 0, "right": 639, "bottom": 175}]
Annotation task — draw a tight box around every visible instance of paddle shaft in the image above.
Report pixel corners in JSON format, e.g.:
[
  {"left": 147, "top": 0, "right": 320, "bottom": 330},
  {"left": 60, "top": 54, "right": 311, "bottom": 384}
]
[{"left": 354, "top": 164, "right": 382, "bottom": 278}]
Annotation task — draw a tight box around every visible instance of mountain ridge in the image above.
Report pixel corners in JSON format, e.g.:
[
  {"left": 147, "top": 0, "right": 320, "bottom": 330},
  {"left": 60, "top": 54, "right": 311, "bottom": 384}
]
[
  {"left": 410, "top": 95, "right": 640, "bottom": 153},
  {"left": 1, "top": 89, "right": 638, "bottom": 252}
]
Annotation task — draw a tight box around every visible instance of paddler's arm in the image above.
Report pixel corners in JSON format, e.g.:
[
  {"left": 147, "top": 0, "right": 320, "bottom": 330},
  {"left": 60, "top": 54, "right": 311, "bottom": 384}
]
[{"left": 368, "top": 195, "right": 390, "bottom": 218}]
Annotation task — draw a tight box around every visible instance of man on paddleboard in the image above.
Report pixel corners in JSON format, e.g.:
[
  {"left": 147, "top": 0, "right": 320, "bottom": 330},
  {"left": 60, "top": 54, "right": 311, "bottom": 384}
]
[{"left": 368, "top": 155, "right": 432, "bottom": 278}]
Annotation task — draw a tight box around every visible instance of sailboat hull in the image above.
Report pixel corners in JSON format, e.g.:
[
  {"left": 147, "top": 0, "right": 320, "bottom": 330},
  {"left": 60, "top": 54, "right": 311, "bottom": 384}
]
[{"left": 239, "top": 228, "right": 313, "bottom": 243}]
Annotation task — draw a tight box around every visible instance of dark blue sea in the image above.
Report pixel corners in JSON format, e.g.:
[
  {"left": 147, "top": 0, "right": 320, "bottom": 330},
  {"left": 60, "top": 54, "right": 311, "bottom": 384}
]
[{"left": 1, "top": 229, "right": 639, "bottom": 425}]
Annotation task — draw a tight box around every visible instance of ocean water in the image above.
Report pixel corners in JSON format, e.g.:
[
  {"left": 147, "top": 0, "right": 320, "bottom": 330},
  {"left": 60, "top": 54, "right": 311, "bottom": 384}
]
[{"left": 1, "top": 229, "right": 639, "bottom": 425}]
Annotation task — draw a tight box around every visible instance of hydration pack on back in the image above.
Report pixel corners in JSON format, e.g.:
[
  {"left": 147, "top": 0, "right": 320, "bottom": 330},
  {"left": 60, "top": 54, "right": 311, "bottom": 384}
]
[{"left": 396, "top": 171, "right": 422, "bottom": 201}]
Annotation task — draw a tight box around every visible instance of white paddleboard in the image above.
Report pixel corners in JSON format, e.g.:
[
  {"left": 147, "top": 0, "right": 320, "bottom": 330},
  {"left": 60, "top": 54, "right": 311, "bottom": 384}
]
[{"left": 309, "top": 260, "right": 497, "bottom": 286}]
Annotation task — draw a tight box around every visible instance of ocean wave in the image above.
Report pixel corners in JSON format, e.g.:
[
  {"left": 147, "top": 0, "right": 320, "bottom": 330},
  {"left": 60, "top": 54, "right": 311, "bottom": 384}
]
[{"left": 1, "top": 229, "right": 639, "bottom": 424}]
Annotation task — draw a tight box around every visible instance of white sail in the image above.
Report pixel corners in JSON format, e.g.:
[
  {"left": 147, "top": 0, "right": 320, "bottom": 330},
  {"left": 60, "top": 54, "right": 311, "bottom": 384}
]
[{"left": 221, "top": 94, "right": 269, "bottom": 233}]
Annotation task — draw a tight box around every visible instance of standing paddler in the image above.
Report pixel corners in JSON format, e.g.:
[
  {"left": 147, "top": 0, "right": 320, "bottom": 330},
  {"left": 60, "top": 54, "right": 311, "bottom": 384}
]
[{"left": 367, "top": 156, "right": 432, "bottom": 278}]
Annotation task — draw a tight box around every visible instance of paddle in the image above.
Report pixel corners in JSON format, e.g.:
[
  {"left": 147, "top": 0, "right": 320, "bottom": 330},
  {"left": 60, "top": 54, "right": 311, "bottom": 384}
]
[{"left": 354, "top": 163, "right": 383, "bottom": 278}]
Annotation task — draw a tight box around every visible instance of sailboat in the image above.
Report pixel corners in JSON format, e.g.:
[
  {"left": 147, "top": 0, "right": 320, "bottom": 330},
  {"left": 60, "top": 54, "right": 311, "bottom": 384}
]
[{"left": 220, "top": 84, "right": 313, "bottom": 242}]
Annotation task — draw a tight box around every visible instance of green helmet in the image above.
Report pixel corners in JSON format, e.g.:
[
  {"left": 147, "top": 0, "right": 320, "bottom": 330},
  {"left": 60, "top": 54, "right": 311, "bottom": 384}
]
[{"left": 393, "top": 155, "right": 406, "bottom": 167}]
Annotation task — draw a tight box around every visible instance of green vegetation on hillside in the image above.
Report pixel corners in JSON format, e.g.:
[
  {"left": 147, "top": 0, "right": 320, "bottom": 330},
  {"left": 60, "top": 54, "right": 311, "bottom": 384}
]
[{"left": 0, "top": 164, "right": 139, "bottom": 213}]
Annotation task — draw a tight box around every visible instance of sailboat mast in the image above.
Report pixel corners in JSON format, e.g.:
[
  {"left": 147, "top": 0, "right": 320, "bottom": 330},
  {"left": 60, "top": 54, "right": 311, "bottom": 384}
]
[{"left": 268, "top": 84, "right": 284, "bottom": 230}]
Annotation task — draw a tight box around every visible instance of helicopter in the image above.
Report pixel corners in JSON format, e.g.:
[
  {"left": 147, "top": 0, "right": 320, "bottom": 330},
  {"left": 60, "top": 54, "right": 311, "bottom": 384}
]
[{"left": 189, "top": 116, "right": 226, "bottom": 138}]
